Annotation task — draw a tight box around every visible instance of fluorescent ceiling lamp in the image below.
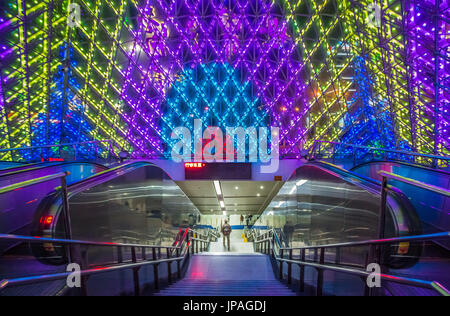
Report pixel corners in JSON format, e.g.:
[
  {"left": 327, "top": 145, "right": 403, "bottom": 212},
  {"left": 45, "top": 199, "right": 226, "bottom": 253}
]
[
  {"left": 275, "top": 201, "right": 285, "bottom": 208},
  {"left": 219, "top": 200, "right": 225, "bottom": 208},
  {"left": 214, "top": 180, "right": 222, "bottom": 195},
  {"left": 290, "top": 180, "right": 308, "bottom": 195},
  {"left": 289, "top": 186, "right": 297, "bottom": 195}
]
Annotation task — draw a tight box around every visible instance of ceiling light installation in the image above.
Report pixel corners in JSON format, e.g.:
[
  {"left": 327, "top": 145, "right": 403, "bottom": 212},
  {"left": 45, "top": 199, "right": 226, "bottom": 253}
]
[
  {"left": 214, "top": 180, "right": 226, "bottom": 211},
  {"left": 289, "top": 179, "right": 308, "bottom": 195},
  {"left": 214, "top": 180, "right": 222, "bottom": 196}
]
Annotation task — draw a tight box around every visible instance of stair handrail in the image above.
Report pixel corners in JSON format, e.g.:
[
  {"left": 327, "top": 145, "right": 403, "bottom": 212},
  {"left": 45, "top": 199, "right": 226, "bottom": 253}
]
[
  {"left": 0, "top": 228, "right": 209, "bottom": 296},
  {"left": 255, "top": 231, "right": 450, "bottom": 296}
]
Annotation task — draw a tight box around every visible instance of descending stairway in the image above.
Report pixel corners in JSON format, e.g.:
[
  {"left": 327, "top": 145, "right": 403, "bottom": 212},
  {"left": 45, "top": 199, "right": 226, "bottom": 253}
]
[
  {"left": 155, "top": 252, "right": 297, "bottom": 296},
  {"left": 156, "top": 280, "right": 297, "bottom": 296}
]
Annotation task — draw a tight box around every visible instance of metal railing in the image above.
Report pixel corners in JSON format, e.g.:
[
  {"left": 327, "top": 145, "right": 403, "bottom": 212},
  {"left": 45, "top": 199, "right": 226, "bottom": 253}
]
[
  {"left": 0, "top": 171, "right": 73, "bottom": 252},
  {"left": 377, "top": 170, "right": 450, "bottom": 240},
  {"left": 254, "top": 229, "right": 450, "bottom": 296},
  {"left": 0, "top": 228, "right": 216, "bottom": 296},
  {"left": 310, "top": 140, "right": 450, "bottom": 169},
  {"left": 253, "top": 171, "right": 450, "bottom": 296},
  {"left": 0, "top": 140, "right": 117, "bottom": 162},
  {"left": 0, "top": 160, "right": 218, "bottom": 296}
]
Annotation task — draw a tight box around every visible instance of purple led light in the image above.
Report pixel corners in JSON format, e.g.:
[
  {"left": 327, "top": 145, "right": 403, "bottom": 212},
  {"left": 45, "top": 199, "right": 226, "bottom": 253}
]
[{"left": 118, "top": 0, "right": 308, "bottom": 156}]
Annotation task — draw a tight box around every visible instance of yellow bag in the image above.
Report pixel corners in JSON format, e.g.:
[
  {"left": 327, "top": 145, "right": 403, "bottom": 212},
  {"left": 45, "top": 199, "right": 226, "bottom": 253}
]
[
  {"left": 243, "top": 237, "right": 248, "bottom": 243},
  {"left": 241, "top": 233, "right": 245, "bottom": 238}
]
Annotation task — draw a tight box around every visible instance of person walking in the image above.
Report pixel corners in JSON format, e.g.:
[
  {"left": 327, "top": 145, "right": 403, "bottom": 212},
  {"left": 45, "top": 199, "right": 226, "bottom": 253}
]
[{"left": 221, "top": 220, "right": 232, "bottom": 251}]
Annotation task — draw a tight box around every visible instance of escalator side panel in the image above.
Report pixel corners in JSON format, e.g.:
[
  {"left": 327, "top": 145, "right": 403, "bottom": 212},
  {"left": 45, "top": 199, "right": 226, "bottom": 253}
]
[
  {"left": 0, "top": 163, "right": 106, "bottom": 254},
  {"left": 254, "top": 163, "right": 422, "bottom": 269},
  {"left": 352, "top": 161, "right": 450, "bottom": 249},
  {"left": 32, "top": 164, "right": 202, "bottom": 266}
]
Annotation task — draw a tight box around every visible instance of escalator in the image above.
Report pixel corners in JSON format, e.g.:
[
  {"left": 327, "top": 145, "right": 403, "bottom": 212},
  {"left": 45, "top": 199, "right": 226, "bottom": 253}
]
[
  {"left": 350, "top": 161, "right": 450, "bottom": 250},
  {"left": 28, "top": 162, "right": 202, "bottom": 265},
  {"left": 0, "top": 161, "right": 202, "bottom": 296},
  {"left": 0, "top": 158, "right": 444, "bottom": 296},
  {"left": 254, "top": 160, "right": 423, "bottom": 270},
  {"left": 0, "top": 162, "right": 108, "bottom": 252}
]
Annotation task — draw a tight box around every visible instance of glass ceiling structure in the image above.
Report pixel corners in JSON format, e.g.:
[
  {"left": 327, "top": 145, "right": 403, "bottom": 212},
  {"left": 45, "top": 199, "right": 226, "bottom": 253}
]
[{"left": 0, "top": 0, "right": 448, "bottom": 162}]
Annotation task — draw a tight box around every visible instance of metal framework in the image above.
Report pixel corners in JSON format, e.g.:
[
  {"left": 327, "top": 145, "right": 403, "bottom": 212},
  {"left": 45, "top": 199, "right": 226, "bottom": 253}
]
[{"left": 0, "top": 0, "right": 448, "bottom": 161}]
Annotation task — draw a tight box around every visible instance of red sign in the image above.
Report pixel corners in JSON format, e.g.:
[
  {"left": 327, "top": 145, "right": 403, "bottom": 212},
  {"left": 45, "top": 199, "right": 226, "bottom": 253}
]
[{"left": 184, "top": 163, "right": 205, "bottom": 169}]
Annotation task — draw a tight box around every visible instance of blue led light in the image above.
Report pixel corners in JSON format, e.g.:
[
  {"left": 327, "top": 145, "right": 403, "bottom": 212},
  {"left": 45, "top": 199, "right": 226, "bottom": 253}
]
[{"left": 161, "top": 62, "right": 268, "bottom": 158}]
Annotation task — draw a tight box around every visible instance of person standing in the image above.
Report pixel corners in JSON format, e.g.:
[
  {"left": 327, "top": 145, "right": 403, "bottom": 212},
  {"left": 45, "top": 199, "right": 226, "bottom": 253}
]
[{"left": 221, "top": 220, "right": 232, "bottom": 251}]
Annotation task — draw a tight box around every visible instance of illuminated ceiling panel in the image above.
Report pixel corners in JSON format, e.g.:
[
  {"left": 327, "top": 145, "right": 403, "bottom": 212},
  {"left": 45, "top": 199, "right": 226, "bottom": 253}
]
[{"left": 0, "top": 0, "right": 448, "bottom": 161}]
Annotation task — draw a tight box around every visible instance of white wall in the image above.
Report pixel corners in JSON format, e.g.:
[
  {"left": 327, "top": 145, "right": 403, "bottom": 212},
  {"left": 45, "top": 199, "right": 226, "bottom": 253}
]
[{"left": 200, "top": 214, "right": 246, "bottom": 227}]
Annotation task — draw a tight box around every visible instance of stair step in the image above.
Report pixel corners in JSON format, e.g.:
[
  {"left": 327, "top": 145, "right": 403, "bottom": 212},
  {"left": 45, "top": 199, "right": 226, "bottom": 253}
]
[
  {"left": 157, "top": 280, "right": 297, "bottom": 296},
  {"left": 156, "top": 293, "right": 297, "bottom": 296},
  {"left": 160, "top": 288, "right": 293, "bottom": 290},
  {"left": 161, "top": 289, "right": 294, "bottom": 293},
  {"left": 154, "top": 252, "right": 297, "bottom": 296}
]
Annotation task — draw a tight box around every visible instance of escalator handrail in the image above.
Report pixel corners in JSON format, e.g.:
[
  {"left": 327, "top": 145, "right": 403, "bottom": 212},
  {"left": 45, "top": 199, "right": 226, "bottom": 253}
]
[
  {"left": 0, "top": 139, "right": 115, "bottom": 155},
  {"left": 310, "top": 140, "right": 450, "bottom": 162},
  {"left": 379, "top": 171, "right": 450, "bottom": 197},
  {"left": 0, "top": 172, "right": 69, "bottom": 195},
  {"left": 313, "top": 160, "right": 382, "bottom": 187},
  {"left": 36, "top": 161, "right": 154, "bottom": 204},
  {"left": 68, "top": 161, "right": 142, "bottom": 186},
  {"left": 351, "top": 160, "right": 450, "bottom": 177},
  {"left": 0, "top": 161, "right": 108, "bottom": 178}
]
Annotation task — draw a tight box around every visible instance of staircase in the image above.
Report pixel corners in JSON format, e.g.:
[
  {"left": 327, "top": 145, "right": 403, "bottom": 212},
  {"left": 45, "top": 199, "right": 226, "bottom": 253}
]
[
  {"left": 155, "top": 252, "right": 297, "bottom": 296},
  {"left": 156, "top": 279, "right": 296, "bottom": 296}
]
